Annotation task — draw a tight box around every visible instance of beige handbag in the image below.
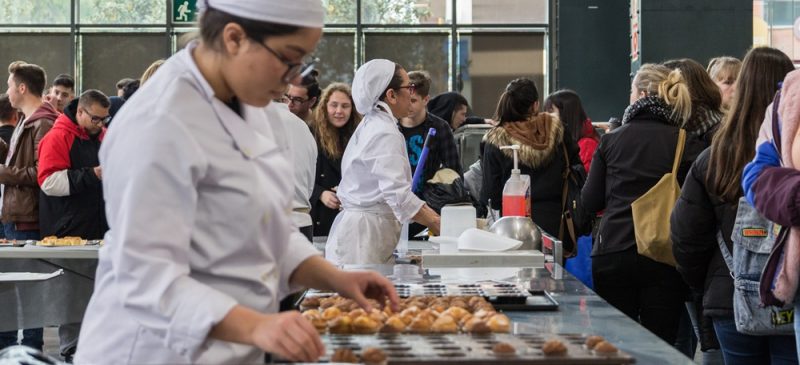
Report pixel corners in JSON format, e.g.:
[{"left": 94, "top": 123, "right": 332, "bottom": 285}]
[{"left": 631, "top": 128, "right": 686, "bottom": 266}]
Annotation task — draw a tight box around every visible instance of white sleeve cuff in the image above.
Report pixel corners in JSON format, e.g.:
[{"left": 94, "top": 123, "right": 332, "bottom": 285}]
[
  {"left": 41, "top": 170, "right": 70, "bottom": 196},
  {"left": 278, "top": 231, "right": 321, "bottom": 298}
]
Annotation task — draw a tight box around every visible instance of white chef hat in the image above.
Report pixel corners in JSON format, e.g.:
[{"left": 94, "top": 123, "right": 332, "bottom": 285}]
[
  {"left": 352, "top": 59, "right": 397, "bottom": 115},
  {"left": 197, "top": 0, "right": 324, "bottom": 29}
]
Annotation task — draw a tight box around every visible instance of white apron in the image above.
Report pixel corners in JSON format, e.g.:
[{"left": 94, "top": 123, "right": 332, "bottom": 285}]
[{"left": 325, "top": 202, "right": 401, "bottom": 265}]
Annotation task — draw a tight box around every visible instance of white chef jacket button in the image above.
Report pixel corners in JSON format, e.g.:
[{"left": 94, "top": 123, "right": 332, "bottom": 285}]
[{"left": 321, "top": 174, "right": 325, "bottom": 177}]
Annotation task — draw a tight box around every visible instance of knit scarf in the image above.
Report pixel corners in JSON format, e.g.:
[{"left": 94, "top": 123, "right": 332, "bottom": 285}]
[
  {"left": 621, "top": 96, "right": 678, "bottom": 126},
  {"left": 684, "top": 104, "right": 723, "bottom": 137}
]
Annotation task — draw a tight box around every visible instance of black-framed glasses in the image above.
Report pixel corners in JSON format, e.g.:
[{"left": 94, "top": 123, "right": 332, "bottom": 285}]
[
  {"left": 250, "top": 38, "right": 319, "bottom": 84},
  {"left": 282, "top": 94, "right": 309, "bottom": 105},
  {"left": 397, "top": 83, "right": 417, "bottom": 95},
  {"left": 80, "top": 107, "right": 110, "bottom": 125}
]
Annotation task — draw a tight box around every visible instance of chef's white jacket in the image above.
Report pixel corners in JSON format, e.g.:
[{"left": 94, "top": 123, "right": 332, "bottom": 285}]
[
  {"left": 268, "top": 103, "right": 316, "bottom": 228},
  {"left": 74, "top": 41, "right": 320, "bottom": 364},
  {"left": 335, "top": 103, "right": 424, "bottom": 223},
  {"left": 325, "top": 103, "right": 424, "bottom": 264}
]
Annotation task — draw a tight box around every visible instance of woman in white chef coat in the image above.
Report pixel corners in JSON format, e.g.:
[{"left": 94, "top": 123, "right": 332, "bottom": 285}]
[
  {"left": 325, "top": 60, "right": 441, "bottom": 265},
  {"left": 74, "top": 1, "right": 398, "bottom": 364}
]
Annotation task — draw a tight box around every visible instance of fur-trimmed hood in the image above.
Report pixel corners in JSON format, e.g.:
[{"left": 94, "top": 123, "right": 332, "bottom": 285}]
[{"left": 484, "top": 113, "right": 564, "bottom": 169}]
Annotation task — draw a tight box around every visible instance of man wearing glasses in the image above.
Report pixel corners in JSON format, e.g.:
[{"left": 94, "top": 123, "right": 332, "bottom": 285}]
[
  {"left": 282, "top": 69, "right": 321, "bottom": 124},
  {"left": 37, "top": 89, "right": 110, "bottom": 361}
]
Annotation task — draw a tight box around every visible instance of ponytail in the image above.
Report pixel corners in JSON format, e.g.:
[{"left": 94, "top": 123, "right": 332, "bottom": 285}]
[
  {"left": 494, "top": 78, "right": 539, "bottom": 123},
  {"left": 659, "top": 69, "right": 692, "bottom": 125}
]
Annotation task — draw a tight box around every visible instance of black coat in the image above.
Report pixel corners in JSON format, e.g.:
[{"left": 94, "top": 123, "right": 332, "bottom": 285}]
[
  {"left": 581, "top": 109, "right": 706, "bottom": 257},
  {"left": 671, "top": 148, "right": 736, "bottom": 318},
  {"left": 481, "top": 114, "right": 581, "bottom": 250},
  {"left": 310, "top": 144, "right": 342, "bottom": 237}
]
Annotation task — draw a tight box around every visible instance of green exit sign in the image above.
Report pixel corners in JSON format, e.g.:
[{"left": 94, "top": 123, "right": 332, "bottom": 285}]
[{"left": 173, "top": 0, "right": 197, "bottom": 23}]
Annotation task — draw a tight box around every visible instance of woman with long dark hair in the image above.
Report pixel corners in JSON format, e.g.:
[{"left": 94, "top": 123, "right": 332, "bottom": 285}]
[
  {"left": 544, "top": 89, "right": 600, "bottom": 173},
  {"left": 481, "top": 78, "right": 581, "bottom": 254},
  {"left": 672, "top": 47, "right": 797, "bottom": 364},
  {"left": 310, "top": 83, "right": 361, "bottom": 236}
]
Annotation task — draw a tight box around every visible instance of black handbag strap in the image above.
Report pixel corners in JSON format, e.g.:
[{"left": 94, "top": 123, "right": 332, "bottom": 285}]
[{"left": 558, "top": 141, "right": 577, "bottom": 248}]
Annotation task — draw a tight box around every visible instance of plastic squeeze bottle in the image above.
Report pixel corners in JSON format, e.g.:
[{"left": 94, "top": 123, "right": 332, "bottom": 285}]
[{"left": 500, "top": 145, "right": 531, "bottom": 217}]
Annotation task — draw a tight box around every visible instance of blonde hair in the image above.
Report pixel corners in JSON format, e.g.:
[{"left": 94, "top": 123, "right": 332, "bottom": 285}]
[
  {"left": 658, "top": 69, "right": 692, "bottom": 125},
  {"left": 707, "top": 56, "right": 742, "bottom": 83},
  {"left": 141, "top": 59, "right": 165, "bottom": 85},
  {"left": 312, "top": 83, "right": 361, "bottom": 159},
  {"left": 633, "top": 64, "right": 670, "bottom": 96},
  {"left": 633, "top": 64, "right": 692, "bottom": 124}
]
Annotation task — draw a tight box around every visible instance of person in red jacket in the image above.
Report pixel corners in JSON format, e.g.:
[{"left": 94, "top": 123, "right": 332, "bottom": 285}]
[
  {"left": 544, "top": 89, "right": 599, "bottom": 173},
  {"left": 37, "top": 89, "right": 109, "bottom": 361}
]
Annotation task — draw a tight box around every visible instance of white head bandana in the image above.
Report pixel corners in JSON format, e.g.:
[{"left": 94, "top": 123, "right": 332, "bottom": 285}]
[
  {"left": 197, "top": 0, "right": 324, "bottom": 28},
  {"left": 352, "top": 59, "right": 396, "bottom": 115}
]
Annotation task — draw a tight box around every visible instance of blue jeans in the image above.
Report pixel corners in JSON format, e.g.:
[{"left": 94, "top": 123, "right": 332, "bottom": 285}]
[
  {"left": 713, "top": 317, "right": 798, "bottom": 365},
  {"left": 795, "top": 301, "right": 800, "bottom": 357},
  {"left": 0, "top": 223, "right": 42, "bottom": 350}
]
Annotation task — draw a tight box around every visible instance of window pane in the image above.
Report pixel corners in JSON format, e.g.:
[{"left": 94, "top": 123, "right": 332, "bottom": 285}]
[
  {"left": 315, "top": 33, "right": 356, "bottom": 86},
  {"left": 457, "top": 0, "right": 547, "bottom": 24},
  {"left": 362, "top": 0, "right": 450, "bottom": 24},
  {"left": 365, "top": 33, "right": 450, "bottom": 96},
  {"left": 459, "top": 33, "right": 545, "bottom": 118},
  {"left": 0, "top": 0, "right": 70, "bottom": 24},
  {"left": 0, "top": 34, "right": 72, "bottom": 84},
  {"left": 323, "top": 0, "right": 357, "bottom": 24},
  {"left": 81, "top": 34, "right": 168, "bottom": 95},
  {"left": 79, "top": 0, "right": 165, "bottom": 24}
]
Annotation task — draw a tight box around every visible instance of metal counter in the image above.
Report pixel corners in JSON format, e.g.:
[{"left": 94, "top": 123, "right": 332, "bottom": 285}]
[{"left": 342, "top": 263, "right": 694, "bottom": 365}]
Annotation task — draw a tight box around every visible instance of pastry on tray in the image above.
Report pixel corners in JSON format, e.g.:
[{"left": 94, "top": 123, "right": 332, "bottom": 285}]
[
  {"left": 407, "top": 316, "right": 432, "bottom": 333},
  {"left": 431, "top": 315, "right": 458, "bottom": 333},
  {"left": 585, "top": 335, "right": 604, "bottom": 349},
  {"left": 39, "top": 236, "right": 86, "bottom": 246},
  {"left": 463, "top": 317, "right": 491, "bottom": 334},
  {"left": 331, "top": 348, "right": 359, "bottom": 363},
  {"left": 352, "top": 315, "right": 380, "bottom": 334},
  {"left": 361, "top": 347, "right": 387, "bottom": 365},
  {"left": 328, "top": 316, "right": 353, "bottom": 334},
  {"left": 486, "top": 313, "right": 510, "bottom": 333},
  {"left": 541, "top": 339, "right": 568, "bottom": 356},
  {"left": 593, "top": 340, "right": 619, "bottom": 354},
  {"left": 492, "top": 342, "right": 516, "bottom": 355},
  {"left": 380, "top": 315, "right": 406, "bottom": 333}
]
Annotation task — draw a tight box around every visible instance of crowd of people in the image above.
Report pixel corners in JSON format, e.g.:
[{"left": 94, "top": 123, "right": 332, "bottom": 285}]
[{"left": 0, "top": 1, "right": 799, "bottom": 364}]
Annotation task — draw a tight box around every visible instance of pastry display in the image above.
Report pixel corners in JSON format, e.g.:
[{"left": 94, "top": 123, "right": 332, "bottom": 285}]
[
  {"left": 299, "top": 296, "right": 320, "bottom": 309},
  {"left": 492, "top": 342, "right": 516, "bottom": 355},
  {"left": 541, "top": 339, "right": 568, "bottom": 356},
  {"left": 463, "top": 317, "right": 491, "bottom": 334},
  {"left": 407, "top": 315, "right": 433, "bottom": 333},
  {"left": 328, "top": 316, "right": 352, "bottom": 334},
  {"left": 330, "top": 348, "right": 359, "bottom": 363},
  {"left": 39, "top": 236, "right": 86, "bottom": 246},
  {"left": 300, "top": 310, "right": 327, "bottom": 333},
  {"left": 353, "top": 315, "right": 381, "bottom": 334},
  {"left": 380, "top": 315, "right": 406, "bottom": 333},
  {"left": 585, "top": 335, "right": 605, "bottom": 349},
  {"left": 361, "top": 347, "right": 387, "bottom": 365},
  {"left": 486, "top": 313, "right": 511, "bottom": 333},
  {"left": 321, "top": 306, "right": 341, "bottom": 321},
  {"left": 301, "top": 294, "right": 512, "bottom": 335},
  {"left": 593, "top": 340, "right": 619, "bottom": 354},
  {"left": 431, "top": 315, "right": 458, "bottom": 333}
]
